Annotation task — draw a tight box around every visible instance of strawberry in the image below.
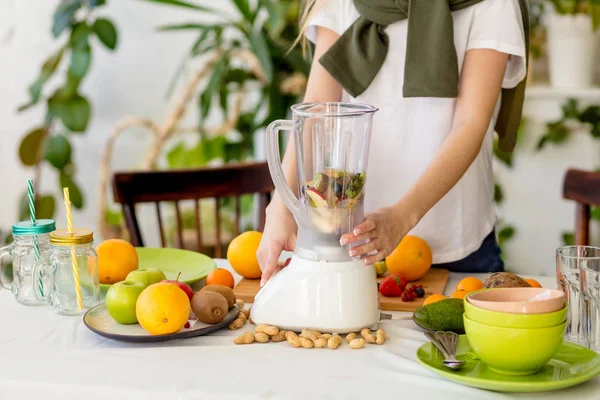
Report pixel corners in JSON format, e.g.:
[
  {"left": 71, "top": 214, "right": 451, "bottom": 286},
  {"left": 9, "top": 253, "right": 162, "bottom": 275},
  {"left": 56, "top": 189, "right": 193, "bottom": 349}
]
[{"left": 379, "top": 274, "right": 408, "bottom": 297}]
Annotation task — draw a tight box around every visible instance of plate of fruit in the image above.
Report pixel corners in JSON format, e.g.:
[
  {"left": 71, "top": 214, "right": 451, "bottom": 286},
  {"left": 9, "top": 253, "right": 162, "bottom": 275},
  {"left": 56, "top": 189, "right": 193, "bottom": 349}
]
[
  {"left": 95, "top": 240, "right": 216, "bottom": 293},
  {"left": 84, "top": 277, "right": 240, "bottom": 343}
]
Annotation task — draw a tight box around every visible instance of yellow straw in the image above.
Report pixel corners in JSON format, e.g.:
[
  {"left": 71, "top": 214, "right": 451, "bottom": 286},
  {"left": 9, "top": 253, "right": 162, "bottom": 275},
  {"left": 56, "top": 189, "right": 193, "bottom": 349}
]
[{"left": 63, "top": 188, "right": 82, "bottom": 311}]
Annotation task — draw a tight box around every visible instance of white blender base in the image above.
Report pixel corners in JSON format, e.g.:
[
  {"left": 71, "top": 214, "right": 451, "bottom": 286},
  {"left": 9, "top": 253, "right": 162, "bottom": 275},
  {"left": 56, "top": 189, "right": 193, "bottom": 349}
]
[{"left": 250, "top": 255, "right": 380, "bottom": 333}]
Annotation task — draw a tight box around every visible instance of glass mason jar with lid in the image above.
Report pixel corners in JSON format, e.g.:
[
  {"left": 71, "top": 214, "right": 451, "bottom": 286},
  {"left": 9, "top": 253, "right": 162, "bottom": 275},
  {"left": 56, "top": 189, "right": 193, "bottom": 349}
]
[
  {"left": 34, "top": 228, "right": 100, "bottom": 315},
  {"left": 0, "top": 220, "right": 56, "bottom": 305}
]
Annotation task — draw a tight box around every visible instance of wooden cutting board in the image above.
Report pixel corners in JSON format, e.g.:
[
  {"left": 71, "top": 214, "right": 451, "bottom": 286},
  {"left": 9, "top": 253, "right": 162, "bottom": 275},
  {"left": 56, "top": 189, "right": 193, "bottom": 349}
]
[{"left": 234, "top": 268, "right": 450, "bottom": 312}]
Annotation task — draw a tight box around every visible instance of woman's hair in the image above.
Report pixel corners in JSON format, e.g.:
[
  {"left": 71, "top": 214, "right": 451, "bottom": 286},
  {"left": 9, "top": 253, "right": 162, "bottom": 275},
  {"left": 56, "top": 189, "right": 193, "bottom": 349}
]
[{"left": 292, "top": 0, "right": 325, "bottom": 55}]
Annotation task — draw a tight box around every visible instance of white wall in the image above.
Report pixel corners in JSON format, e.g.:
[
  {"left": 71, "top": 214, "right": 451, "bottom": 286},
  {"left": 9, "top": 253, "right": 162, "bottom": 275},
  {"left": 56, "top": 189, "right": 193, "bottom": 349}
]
[{"left": 0, "top": 0, "right": 595, "bottom": 276}]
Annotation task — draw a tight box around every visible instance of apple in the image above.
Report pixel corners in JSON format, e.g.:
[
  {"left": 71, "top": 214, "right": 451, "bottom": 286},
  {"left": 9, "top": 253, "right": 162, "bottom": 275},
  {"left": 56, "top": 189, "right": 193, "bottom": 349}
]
[
  {"left": 306, "top": 187, "right": 328, "bottom": 208},
  {"left": 162, "top": 272, "right": 194, "bottom": 301},
  {"left": 126, "top": 268, "right": 167, "bottom": 287},
  {"left": 105, "top": 280, "right": 146, "bottom": 324}
]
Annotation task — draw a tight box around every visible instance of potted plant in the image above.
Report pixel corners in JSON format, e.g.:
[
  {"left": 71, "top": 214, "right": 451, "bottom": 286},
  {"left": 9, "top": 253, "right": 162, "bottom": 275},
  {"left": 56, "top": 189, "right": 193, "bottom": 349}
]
[{"left": 545, "top": 0, "right": 600, "bottom": 88}]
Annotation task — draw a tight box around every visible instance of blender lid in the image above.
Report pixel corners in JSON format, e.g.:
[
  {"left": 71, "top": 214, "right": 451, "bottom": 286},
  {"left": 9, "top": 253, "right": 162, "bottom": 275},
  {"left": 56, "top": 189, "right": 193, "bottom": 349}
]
[{"left": 291, "top": 102, "right": 378, "bottom": 117}]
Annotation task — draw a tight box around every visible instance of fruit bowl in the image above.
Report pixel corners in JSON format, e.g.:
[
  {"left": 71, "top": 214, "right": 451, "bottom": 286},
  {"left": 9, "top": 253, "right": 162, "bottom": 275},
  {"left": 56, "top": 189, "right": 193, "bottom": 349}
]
[
  {"left": 466, "top": 288, "right": 565, "bottom": 314},
  {"left": 99, "top": 247, "right": 216, "bottom": 293}
]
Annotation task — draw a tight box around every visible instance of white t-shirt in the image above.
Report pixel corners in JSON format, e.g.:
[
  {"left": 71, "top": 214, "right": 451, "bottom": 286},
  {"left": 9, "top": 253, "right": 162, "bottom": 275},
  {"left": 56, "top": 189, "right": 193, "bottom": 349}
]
[{"left": 307, "top": 0, "right": 526, "bottom": 264}]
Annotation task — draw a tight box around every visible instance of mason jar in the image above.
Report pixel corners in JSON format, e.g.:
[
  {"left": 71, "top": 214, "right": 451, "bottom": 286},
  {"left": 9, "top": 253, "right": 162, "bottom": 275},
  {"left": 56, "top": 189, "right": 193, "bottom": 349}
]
[
  {"left": 34, "top": 228, "right": 100, "bottom": 315},
  {"left": 0, "top": 220, "right": 56, "bottom": 305}
]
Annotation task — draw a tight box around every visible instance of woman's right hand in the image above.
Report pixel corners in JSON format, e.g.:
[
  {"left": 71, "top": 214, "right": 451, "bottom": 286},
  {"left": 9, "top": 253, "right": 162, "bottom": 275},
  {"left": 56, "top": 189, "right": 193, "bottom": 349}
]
[{"left": 257, "top": 206, "right": 297, "bottom": 287}]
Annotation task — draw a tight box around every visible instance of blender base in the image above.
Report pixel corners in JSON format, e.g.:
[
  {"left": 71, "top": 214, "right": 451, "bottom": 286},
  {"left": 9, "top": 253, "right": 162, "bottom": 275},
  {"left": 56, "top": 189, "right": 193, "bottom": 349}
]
[{"left": 250, "top": 255, "right": 380, "bottom": 334}]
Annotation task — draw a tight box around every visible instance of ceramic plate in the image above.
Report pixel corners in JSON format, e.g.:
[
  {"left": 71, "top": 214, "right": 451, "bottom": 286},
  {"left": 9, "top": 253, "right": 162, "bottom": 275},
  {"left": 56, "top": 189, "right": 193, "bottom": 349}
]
[
  {"left": 417, "top": 335, "right": 600, "bottom": 392},
  {"left": 83, "top": 303, "right": 238, "bottom": 343},
  {"left": 99, "top": 247, "right": 216, "bottom": 293}
]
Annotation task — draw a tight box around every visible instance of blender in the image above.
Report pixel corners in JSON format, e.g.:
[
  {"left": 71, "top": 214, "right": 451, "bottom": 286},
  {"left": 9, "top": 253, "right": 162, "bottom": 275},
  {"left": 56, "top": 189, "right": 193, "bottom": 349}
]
[{"left": 251, "top": 102, "right": 379, "bottom": 333}]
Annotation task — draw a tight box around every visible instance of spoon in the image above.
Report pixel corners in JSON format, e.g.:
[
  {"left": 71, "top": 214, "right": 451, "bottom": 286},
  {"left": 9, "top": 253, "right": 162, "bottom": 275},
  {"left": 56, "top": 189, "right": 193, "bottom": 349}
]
[{"left": 425, "top": 331, "right": 465, "bottom": 370}]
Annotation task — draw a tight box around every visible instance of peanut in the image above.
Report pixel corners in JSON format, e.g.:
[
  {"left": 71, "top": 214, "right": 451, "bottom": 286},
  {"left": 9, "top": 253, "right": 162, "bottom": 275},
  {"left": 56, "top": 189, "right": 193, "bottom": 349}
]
[
  {"left": 233, "top": 331, "right": 255, "bottom": 345},
  {"left": 319, "top": 334, "right": 332, "bottom": 340},
  {"left": 235, "top": 298, "right": 245, "bottom": 309},
  {"left": 254, "top": 332, "right": 269, "bottom": 343},
  {"left": 361, "top": 328, "right": 376, "bottom": 344},
  {"left": 286, "top": 332, "right": 301, "bottom": 348},
  {"left": 300, "top": 331, "right": 318, "bottom": 341},
  {"left": 299, "top": 337, "right": 314, "bottom": 349},
  {"left": 376, "top": 328, "right": 387, "bottom": 345},
  {"left": 327, "top": 335, "right": 342, "bottom": 349},
  {"left": 255, "top": 324, "right": 269, "bottom": 333},
  {"left": 241, "top": 308, "right": 250, "bottom": 318},
  {"left": 313, "top": 338, "right": 327, "bottom": 348},
  {"left": 237, "top": 311, "right": 247, "bottom": 323},
  {"left": 311, "top": 330, "right": 322, "bottom": 337},
  {"left": 346, "top": 332, "right": 357, "bottom": 343},
  {"left": 349, "top": 338, "right": 366, "bottom": 349},
  {"left": 285, "top": 331, "right": 297, "bottom": 340},
  {"left": 228, "top": 318, "right": 245, "bottom": 330},
  {"left": 263, "top": 326, "right": 279, "bottom": 336},
  {"left": 271, "top": 330, "right": 287, "bottom": 342}
]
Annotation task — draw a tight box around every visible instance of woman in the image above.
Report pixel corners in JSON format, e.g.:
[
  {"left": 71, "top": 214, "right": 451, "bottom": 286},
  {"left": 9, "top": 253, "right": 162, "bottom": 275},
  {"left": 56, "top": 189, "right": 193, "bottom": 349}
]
[{"left": 257, "top": 0, "right": 528, "bottom": 286}]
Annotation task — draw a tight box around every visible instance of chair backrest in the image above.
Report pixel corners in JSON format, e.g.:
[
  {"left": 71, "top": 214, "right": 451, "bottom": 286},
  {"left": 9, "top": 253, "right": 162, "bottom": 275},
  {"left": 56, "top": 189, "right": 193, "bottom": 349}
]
[
  {"left": 112, "top": 162, "right": 274, "bottom": 257},
  {"left": 563, "top": 168, "right": 600, "bottom": 245}
]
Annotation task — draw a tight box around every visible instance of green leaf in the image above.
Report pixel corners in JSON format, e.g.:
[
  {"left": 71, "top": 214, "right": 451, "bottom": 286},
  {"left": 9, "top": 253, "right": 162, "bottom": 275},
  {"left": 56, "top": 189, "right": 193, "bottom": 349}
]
[
  {"left": 44, "top": 134, "right": 72, "bottom": 170},
  {"left": 69, "top": 45, "right": 91, "bottom": 79},
  {"left": 224, "top": 68, "right": 253, "bottom": 84},
  {"left": 493, "top": 138, "right": 513, "bottom": 167},
  {"left": 19, "top": 128, "right": 46, "bottom": 166},
  {"left": 562, "top": 232, "right": 575, "bottom": 246},
  {"left": 232, "top": 0, "right": 254, "bottom": 21},
  {"left": 249, "top": 32, "right": 273, "bottom": 81},
  {"left": 138, "top": 0, "right": 219, "bottom": 13},
  {"left": 52, "top": 0, "right": 82, "bottom": 38},
  {"left": 199, "top": 59, "right": 223, "bottom": 119},
  {"left": 562, "top": 98, "right": 579, "bottom": 119},
  {"left": 59, "top": 171, "right": 84, "bottom": 209},
  {"left": 203, "top": 136, "right": 227, "bottom": 162},
  {"left": 157, "top": 23, "right": 210, "bottom": 31},
  {"left": 591, "top": 206, "right": 600, "bottom": 221},
  {"left": 259, "top": 0, "right": 285, "bottom": 37},
  {"left": 49, "top": 94, "right": 91, "bottom": 132},
  {"left": 166, "top": 142, "right": 187, "bottom": 169},
  {"left": 62, "top": 72, "right": 82, "bottom": 98},
  {"left": 89, "top": 0, "right": 106, "bottom": 6},
  {"left": 93, "top": 18, "right": 118, "bottom": 50},
  {"left": 537, "top": 121, "right": 570, "bottom": 151},
  {"left": 219, "top": 80, "right": 228, "bottom": 116},
  {"left": 69, "top": 22, "right": 91, "bottom": 50},
  {"left": 494, "top": 183, "right": 504, "bottom": 204},
  {"left": 19, "top": 192, "right": 56, "bottom": 221},
  {"left": 104, "top": 208, "right": 123, "bottom": 226},
  {"left": 27, "top": 48, "right": 65, "bottom": 103},
  {"left": 592, "top": 4, "right": 600, "bottom": 31},
  {"left": 498, "top": 226, "right": 516, "bottom": 246}
]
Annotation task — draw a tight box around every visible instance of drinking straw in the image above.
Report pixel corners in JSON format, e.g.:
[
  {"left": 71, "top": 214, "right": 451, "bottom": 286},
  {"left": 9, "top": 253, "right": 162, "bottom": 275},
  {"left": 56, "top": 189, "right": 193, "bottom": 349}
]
[
  {"left": 63, "top": 187, "right": 82, "bottom": 311},
  {"left": 28, "top": 180, "right": 44, "bottom": 298}
]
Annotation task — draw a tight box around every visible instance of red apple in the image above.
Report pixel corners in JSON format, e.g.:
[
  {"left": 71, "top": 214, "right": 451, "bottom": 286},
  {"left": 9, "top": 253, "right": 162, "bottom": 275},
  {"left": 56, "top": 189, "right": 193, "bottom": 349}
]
[
  {"left": 306, "top": 187, "right": 328, "bottom": 208},
  {"left": 162, "top": 272, "right": 194, "bottom": 301}
]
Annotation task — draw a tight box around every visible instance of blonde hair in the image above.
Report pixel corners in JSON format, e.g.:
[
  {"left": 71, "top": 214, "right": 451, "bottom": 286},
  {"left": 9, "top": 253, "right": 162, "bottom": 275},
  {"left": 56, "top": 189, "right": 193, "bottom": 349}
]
[{"left": 292, "top": 0, "right": 326, "bottom": 55}]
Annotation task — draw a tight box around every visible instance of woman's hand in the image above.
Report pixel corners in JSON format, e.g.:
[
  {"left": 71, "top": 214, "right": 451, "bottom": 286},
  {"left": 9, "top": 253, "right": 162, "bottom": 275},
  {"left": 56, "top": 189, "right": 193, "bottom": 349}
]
[
  {"left": 256, "top": 205, "right": 298, "bottom": 287},
  {"left": 339, "top": 204, "right": 416, "bottom": 265}
]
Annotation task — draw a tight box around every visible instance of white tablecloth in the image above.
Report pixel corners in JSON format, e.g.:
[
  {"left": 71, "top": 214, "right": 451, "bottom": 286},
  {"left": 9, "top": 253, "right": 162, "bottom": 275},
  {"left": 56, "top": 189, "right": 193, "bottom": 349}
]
[{"left": 1, "top": 260, "right": 598, "bottom": 400}]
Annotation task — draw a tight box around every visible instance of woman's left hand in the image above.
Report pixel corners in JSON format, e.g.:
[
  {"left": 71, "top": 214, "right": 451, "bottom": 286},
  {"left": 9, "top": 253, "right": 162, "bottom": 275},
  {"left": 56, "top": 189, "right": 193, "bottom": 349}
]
[{"left": 339, "top": 205, "right": 414, "bottom": 264}]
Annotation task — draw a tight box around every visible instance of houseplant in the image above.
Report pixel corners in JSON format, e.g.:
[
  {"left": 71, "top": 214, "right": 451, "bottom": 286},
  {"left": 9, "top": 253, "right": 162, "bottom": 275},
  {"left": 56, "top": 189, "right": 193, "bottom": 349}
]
[{"left": 545, "top": 0, "right": 600, "bottom": 88}]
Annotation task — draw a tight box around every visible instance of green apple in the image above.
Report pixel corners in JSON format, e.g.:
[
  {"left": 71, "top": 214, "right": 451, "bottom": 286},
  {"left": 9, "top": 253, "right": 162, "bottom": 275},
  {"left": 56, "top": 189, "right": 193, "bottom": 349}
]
[
  {"left": 126, "top": 268, "right": 167, "bottom": 287},
  {"left": 105, "top": 280, "right": 146, "bottom": 324}
]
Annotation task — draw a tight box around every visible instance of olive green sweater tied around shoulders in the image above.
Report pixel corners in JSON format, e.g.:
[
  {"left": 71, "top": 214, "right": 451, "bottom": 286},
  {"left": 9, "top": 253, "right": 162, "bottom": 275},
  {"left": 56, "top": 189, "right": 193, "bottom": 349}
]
[{"left": 319, "top": 0, "right": 530, "bottom": 152}]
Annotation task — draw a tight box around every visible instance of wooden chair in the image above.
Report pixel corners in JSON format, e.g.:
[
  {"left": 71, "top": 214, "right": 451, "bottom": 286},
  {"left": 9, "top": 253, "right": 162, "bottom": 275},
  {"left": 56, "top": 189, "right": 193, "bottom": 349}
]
[
  {"left": 112, "top": 162, "right": 274, "bottom": 257},
  {"left": 563, "top": 168, "right": 600, "bottom": 245}
]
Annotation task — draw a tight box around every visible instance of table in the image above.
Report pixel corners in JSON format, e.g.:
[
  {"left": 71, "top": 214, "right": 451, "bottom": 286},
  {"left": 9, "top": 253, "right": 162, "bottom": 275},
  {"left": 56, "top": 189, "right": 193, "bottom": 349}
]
[{"left": 1, "top": 261, "right": 598, "bottom": 400}]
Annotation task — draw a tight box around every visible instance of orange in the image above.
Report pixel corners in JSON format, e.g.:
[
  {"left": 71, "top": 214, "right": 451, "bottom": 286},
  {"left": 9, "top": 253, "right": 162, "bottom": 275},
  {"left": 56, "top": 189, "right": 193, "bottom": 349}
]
[
  {"left": 227, "top": 231, "right": 263, "bottom": 279},
  {"left": 525, "top": 278, "right": 542, "bottom": 288},
  {"left": 96, "top": 239, "right": 139, "bottom": 284},
  {"left": 206, "top": 268, "right": 235, "bottom": 289},
  {"left": 450, "top": 291, "right": 469, "bottom": 299},
  {"left": 136, "top": 282, "right": 191, "bottom": 335},
  {"left": 423, "top": 294, "right": 447, "bottom": 306},
  {"left": 385, "top": 235, "right": 432, "bottom": 281},
  {"left": 456, "top": 277, "right": 484, "bottom": 293}
]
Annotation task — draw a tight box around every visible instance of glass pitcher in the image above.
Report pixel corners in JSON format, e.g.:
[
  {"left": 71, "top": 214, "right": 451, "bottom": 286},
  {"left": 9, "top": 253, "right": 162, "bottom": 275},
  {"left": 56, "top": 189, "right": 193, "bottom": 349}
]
[
  {"left": 34, "top": 228, "right": 100, "bottom": 315},
  {"left": 266, "top": 102, "right": 377, "bottom": 262},
  {"left": 0, "top": 220, "right": 56, "bottom": 305}
]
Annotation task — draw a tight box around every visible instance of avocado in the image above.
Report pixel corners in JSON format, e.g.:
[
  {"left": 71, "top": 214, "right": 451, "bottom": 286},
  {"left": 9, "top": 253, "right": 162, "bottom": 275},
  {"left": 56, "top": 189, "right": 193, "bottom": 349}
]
[{"left": 413, "top": 298, "right": 465, "bottom": 334}]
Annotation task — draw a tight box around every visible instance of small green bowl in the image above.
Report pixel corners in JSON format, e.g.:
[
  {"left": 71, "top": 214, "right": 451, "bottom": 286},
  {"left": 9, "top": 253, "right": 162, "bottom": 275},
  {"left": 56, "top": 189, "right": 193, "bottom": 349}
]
[
  {"left": 464, "top": 296, "right": 568, "bottom": 328},
  {"left": 464, "top": 315, "right": 566, "bottom": 376}
]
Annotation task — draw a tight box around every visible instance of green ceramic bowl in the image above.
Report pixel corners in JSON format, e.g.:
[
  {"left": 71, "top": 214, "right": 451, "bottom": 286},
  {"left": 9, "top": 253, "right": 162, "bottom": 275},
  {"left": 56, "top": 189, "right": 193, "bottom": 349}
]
[
  {"left": 464, "top": 314, "right": 566, "bottom": 376},
  {"left": 464, "top": 297, "right": 568, "bottom": 328}
]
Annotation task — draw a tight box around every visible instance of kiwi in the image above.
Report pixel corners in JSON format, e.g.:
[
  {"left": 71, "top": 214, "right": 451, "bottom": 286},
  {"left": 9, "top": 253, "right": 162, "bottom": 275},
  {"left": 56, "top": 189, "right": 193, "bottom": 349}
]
[
  {"left": 191, "top": 291, "right": 228, "bottom": 324},
  {"left": 484, "top": 272, "right": 531, "bottom": 289},
  {"left": 201, "top": 285, "right": 236, "bottom": 309}
]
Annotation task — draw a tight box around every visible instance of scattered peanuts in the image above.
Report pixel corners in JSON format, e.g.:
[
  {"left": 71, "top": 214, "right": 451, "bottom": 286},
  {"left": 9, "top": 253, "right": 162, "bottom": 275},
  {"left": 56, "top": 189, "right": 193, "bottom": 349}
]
[
  {"left": 300, "top": 331, "right": 318, "bottom": 341},
  {"left": 271, "top": 330, "right": 287, "bottom": 342},
  {"left": 361, "top": 328, "right": 376, "bottom": 344},
  {"left": 233, "top": 331, "right": 255, "bottom": 345},
  {"left": 286, "top": 332, "right": 301, "bottom": 348},
  {"left": 235, "top": 298, "right": 245, "bottom": 309},
  {"left": 327, "top": 335, "right": 342, "bottom": 349},
  {"left": 320, "top": 334, "right": 332, "bottom": 340},
  {"left": 376, "top": 329, "right": 387, "bottom": 345},
  {"left": 299, "top": 337, "right": 314, "bottom": 349},
  {"left": 254, "top": 332, "right": 269, "bottom": 343},
  {"left": 228, "top": 317, "right": 245, "bottom": 330},
  {"left": 237, "top": 311, "right": 247, "bottom": 323},
  {"left": 313, "top": 338, "right": 327, "bottom": 348},
  {"left": 346, "top": 332, "right": 357, "bottom": 343},
  {"left": 349, "top": 338, "right": 366, "bottom": 349}
]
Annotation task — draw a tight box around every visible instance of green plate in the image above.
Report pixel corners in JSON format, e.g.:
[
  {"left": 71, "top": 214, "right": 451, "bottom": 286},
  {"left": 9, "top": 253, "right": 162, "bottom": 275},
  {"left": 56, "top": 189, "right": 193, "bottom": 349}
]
[
  {"left": 417, "top": 335, "right": 600, "bottom": 392},
  {"left": 99, "top": 247, "right": 216, "bottom": 293}
]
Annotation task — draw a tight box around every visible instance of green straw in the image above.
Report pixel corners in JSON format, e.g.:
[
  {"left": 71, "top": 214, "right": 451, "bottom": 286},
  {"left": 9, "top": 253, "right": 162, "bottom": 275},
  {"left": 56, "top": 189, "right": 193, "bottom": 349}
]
[{"left": 28, "top": 180, "right": 43, "bottom": 298}]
